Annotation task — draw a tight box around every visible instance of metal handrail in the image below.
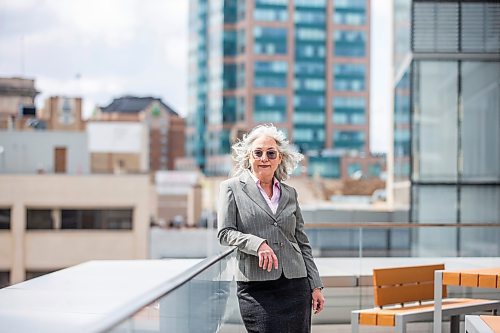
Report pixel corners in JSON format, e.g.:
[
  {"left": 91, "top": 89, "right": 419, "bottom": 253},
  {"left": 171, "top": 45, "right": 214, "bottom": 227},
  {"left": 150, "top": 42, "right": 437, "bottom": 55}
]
[
  {"left": 91, "top": 246, "right": 236, "bottom": 333},
  {"left": 305, "top": 222, "right": 500, "bottom": 228}
]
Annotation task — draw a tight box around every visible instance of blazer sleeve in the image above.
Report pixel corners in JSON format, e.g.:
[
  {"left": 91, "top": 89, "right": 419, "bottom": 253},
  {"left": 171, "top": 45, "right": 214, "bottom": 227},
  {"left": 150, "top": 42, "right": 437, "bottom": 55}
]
[
  {"left": 293, "top": 188, "right": 324, "bottom": 290},
  {"left": 217, "top": 180, "right": 266, "bottom": 256}
]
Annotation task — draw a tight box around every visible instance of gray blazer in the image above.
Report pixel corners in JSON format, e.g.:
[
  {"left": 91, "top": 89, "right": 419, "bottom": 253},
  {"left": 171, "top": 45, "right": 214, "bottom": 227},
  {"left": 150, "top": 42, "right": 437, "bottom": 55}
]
[{"left": 217, "top": 170, "right": 323, "bottom": 290}]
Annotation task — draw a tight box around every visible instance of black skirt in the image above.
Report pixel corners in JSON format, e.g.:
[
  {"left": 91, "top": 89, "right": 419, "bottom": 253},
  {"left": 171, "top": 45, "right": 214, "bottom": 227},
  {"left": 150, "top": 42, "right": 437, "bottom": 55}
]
[{"left": 237, "top": 274, "right": 312, "bottom": 333}]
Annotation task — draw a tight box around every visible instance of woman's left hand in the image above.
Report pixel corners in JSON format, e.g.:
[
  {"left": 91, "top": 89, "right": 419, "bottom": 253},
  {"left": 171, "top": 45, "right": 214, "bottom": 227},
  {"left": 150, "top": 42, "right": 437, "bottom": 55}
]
[{"left": 311, "top": 288, "right": 325, "bottom": 314}]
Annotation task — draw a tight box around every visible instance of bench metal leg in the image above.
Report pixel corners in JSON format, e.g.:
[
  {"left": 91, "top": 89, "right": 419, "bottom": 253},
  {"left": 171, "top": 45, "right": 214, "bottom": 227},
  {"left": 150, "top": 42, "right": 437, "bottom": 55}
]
[
  {"left": 351, "top": 312, "right": 359, "bottom": 333},
  {"left": 395, "top": 315, "right": 406, "bottom": 333},
  {"left": 434, "top": 270, "right": 443, "bottom": 333},
  {"left": 450, "top": 315, "right": 460, "bottom": 333}
]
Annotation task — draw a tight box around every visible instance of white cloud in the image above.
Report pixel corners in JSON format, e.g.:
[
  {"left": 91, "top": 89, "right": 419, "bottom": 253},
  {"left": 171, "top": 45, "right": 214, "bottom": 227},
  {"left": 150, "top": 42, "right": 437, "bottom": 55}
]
[{"left": 44, "top": 0, "right": 139, "bottom": 47}]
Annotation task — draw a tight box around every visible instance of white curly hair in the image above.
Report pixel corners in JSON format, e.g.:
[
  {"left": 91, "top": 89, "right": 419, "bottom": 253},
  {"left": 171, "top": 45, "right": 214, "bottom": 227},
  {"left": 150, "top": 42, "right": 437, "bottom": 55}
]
[{"left": 231, "top": 124, "right": 303, "bottom": 181}]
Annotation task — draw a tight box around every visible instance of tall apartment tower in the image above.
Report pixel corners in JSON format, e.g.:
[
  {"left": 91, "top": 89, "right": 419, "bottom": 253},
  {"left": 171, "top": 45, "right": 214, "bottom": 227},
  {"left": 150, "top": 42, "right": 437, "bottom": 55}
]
[
  {"left": 186, "top": 0, "right": 377, "bottom": 178},
  {"left": 393, "top": 0, "right": 500, "bottom": 255}
]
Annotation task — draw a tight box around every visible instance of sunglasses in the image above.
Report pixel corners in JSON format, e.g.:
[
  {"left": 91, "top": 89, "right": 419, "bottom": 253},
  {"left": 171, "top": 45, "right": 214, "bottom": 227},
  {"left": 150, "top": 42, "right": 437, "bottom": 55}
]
[{"left": 252, "top": 149, "right": 279, "bottom": 160}]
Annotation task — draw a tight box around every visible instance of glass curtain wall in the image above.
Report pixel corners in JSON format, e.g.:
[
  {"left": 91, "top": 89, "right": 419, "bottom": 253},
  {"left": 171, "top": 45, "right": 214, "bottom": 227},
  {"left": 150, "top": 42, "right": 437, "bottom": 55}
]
[{"left": 393, "top": 0, "right": 500, "bottom": 256}]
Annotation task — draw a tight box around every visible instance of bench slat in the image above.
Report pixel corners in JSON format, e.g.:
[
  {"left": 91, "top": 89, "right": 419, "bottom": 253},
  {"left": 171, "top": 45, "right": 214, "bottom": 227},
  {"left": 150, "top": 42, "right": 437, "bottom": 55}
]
[
  {"left": 443, "top": 272, "right": 460, "bottom": 285},
  {"left": 479, "top": 274, "right": 497, "bottom": 288},
  {"left": 373, "top": 264, "right": 444, "bottom": 286},
  {"left": 375, "top": 282, "right": 445, "bottom": 307}
]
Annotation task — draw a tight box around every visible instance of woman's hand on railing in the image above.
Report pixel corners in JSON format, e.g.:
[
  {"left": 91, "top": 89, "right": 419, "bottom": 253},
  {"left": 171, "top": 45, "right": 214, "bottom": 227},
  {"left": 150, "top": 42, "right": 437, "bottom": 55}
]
[{"left": 257, "top": 242, "right": 279, "bottom": 272}]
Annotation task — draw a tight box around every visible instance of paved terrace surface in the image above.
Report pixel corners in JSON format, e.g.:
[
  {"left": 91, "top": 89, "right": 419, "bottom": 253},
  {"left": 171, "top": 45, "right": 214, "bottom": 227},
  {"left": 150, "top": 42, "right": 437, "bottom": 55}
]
[{"left": 0, "top": 257, "right": 499, "bottom": 332}]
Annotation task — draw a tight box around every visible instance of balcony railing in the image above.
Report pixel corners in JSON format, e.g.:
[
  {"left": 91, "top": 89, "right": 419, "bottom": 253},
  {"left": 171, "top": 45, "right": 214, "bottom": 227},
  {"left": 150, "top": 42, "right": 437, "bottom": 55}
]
[{"left": 104, "top": 222, "right": 500, "bottom": 332}]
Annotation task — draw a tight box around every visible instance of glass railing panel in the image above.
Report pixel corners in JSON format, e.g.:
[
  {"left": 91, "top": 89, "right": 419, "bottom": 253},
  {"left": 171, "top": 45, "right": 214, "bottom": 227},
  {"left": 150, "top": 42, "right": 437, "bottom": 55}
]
[
  {"left": 108, "top": 249, "right": 245, "bottom": 333},
  {"left": 305, "top": 223, "right": 500, "bottom": 258},
  {"left": 307, "top": 223, "right": 500, "bottom": 325}
]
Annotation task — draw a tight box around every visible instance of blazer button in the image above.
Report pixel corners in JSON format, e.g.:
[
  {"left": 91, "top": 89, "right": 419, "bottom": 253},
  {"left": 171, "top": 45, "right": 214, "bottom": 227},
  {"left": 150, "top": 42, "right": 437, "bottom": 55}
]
[
  {"left": 273, "top": 222, "right": 278, "bottom": 226},
  {"left": 280, "top": 242, "right": 284, "bottom": 247}
]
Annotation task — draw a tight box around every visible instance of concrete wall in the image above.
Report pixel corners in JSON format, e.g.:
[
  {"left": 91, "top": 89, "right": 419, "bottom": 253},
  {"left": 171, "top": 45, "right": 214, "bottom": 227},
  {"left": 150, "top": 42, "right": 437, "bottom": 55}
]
[
  {"left": 0, "top": 174, "right": 151, "bottom": 284},
  {"left": 0, "top": 131, "right": 90, "bottom": 174}
]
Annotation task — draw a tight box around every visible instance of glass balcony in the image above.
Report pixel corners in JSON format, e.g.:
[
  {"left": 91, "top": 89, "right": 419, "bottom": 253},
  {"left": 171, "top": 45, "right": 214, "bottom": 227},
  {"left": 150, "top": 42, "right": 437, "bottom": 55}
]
[
  {"left": 107, "top": 223, "right": 500, "bottom": 332},
  {"left": 1, "top": 223, "right": 498, "bottom": 332}
]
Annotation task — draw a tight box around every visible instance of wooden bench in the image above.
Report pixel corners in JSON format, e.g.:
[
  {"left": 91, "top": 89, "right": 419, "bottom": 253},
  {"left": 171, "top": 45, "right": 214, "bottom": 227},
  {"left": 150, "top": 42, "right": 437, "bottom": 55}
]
[{"left": 351, "top": 264, "right": 500, "bottom": 333}]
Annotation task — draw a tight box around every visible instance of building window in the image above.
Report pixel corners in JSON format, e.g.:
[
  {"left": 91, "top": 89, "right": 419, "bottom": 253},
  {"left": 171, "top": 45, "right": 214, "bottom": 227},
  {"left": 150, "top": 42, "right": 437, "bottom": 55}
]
[
  {"left": 308, "top": 156, "right": 340, "bottom": 178},
  {"left": 223, "top": 64, "right": 237, "bottom": 89},
  {"left": 334, "top": 30, "right": 366, "bottom": 57},
  {"left": 0, "top": 209, "right": 10, "bottom": 229},
  {"left": 295, "top": 10, "right": 326, "bottom": 24},
  {"left": 296, "top": 44, "right": 326, "bottom": 59},
  {"left": 413, "top": 61, "right": 458, "bottom": 182},
  {"left": 348, "top": 163, "right": 362, "bottom": 177},
  {"left": 334, "top": 63, "right": 366, "bottom": 91},
  {"left": 334, "top": 0, "right": 366, "bottom": 26},
  {"left": 254, "top": 61, "right": 288, "bottom": 88},
  {"left": 61, "top": 209, "right": 133, "bottom": 230},
  {"left": 293, "top": 112, "right": 325, "bottom": 125},
  {"left": 25, "top": 270, "right": 55, "bottom": 281},
  {"left": 294, "top": 128, "right": 325, "bottom": 141},
  {"left": 254, "top": 8, "right": 288, "bottom": 22},
  {"left": 296, "top": 28, "right": 326, "bottom": 41},
  {"left": 294, "top": 95, "right": 325, "bottom": 110},
  {"left": 253, "top": 27, "right": 287, "bottom": 55},
  {"left": 295, "top": 0, "right": 326, "bottom": 8},
  {"left": 368, "top": 164, "right": 382, "bottom": 178},
  {"left": 333, "top": 131, "right": 365, "bottom": 152},
  {"left": 255, "top": 0, "right": 288, "bottom": 5},
  {"left": 254, "top": 95, "right": 287, "bottom": 123},
  {"left": 222, "top": 96, "right": 237, "bottom": 123},
  {"left": 223, "top": 30, "right": 237, "bottom": 56},
  {"left": 333, "top": 97, "right": 366, "bottom": 125},
  {"left": 0, "top": 271, "right": 9, "bottom": 288},
  {"left": 461, "top": 61, "right": 500, "bottom": 181},
  {"left": 295, "top": 61, "right": 325, "bottom": 76},
  {"left": 295, "top": 78, "right": 325, "bottom": 91},
  {"left": 26, "top": 209, "right": 54, "bottom": 229}
]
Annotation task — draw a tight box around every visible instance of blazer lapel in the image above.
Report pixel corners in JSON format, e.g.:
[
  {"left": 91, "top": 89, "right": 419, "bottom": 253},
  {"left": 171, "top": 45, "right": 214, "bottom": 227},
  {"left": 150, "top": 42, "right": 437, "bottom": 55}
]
[
  {"left": 240, "top": 171, "right": 276, "bottom": 221},
  {"left": 275, "top": 183, "right": 290, "bottom": 219}
]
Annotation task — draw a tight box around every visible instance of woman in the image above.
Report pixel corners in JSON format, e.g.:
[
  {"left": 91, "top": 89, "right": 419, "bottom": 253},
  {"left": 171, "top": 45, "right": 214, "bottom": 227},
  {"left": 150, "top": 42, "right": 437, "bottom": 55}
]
[{"left": 218, "top": 124, "right": 325, "bottom": 333}]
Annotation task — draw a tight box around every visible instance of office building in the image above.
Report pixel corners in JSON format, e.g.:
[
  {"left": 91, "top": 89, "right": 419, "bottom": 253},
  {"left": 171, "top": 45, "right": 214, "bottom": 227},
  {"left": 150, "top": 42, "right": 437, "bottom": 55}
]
[
  {"left": 0, "top": 174, "right": 151, "bottom": 286},
  {"left": 393, "top": 0, "right": 500, "bottom": 255},
  {"left": 186, "top": 0, "right": 380, "bottom": 178}
]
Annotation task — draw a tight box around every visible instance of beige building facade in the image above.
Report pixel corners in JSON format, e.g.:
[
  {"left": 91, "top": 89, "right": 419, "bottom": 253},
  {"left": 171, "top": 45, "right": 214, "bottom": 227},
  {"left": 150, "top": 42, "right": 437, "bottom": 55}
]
[
  {"left": 0, "top": 174, "right": 151, "bottom": 286},
  {"left": 0, "top": 77, "right": 39, "bottom": 129},
  {"left": 39, "top": 96, "right": 85, "bottom": 131}
]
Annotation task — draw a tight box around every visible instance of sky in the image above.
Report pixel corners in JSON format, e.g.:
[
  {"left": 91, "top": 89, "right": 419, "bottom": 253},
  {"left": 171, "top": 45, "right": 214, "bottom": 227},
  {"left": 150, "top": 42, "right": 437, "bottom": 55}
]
[{"left": 0, "top": 0, "right": 392, "bottom": 153}]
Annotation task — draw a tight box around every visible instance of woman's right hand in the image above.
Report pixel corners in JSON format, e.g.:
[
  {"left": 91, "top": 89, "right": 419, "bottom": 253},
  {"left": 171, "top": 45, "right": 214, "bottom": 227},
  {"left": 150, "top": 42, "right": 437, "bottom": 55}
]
[{"left": 257, "top": 242, "right": 279, "bottom": 272}]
